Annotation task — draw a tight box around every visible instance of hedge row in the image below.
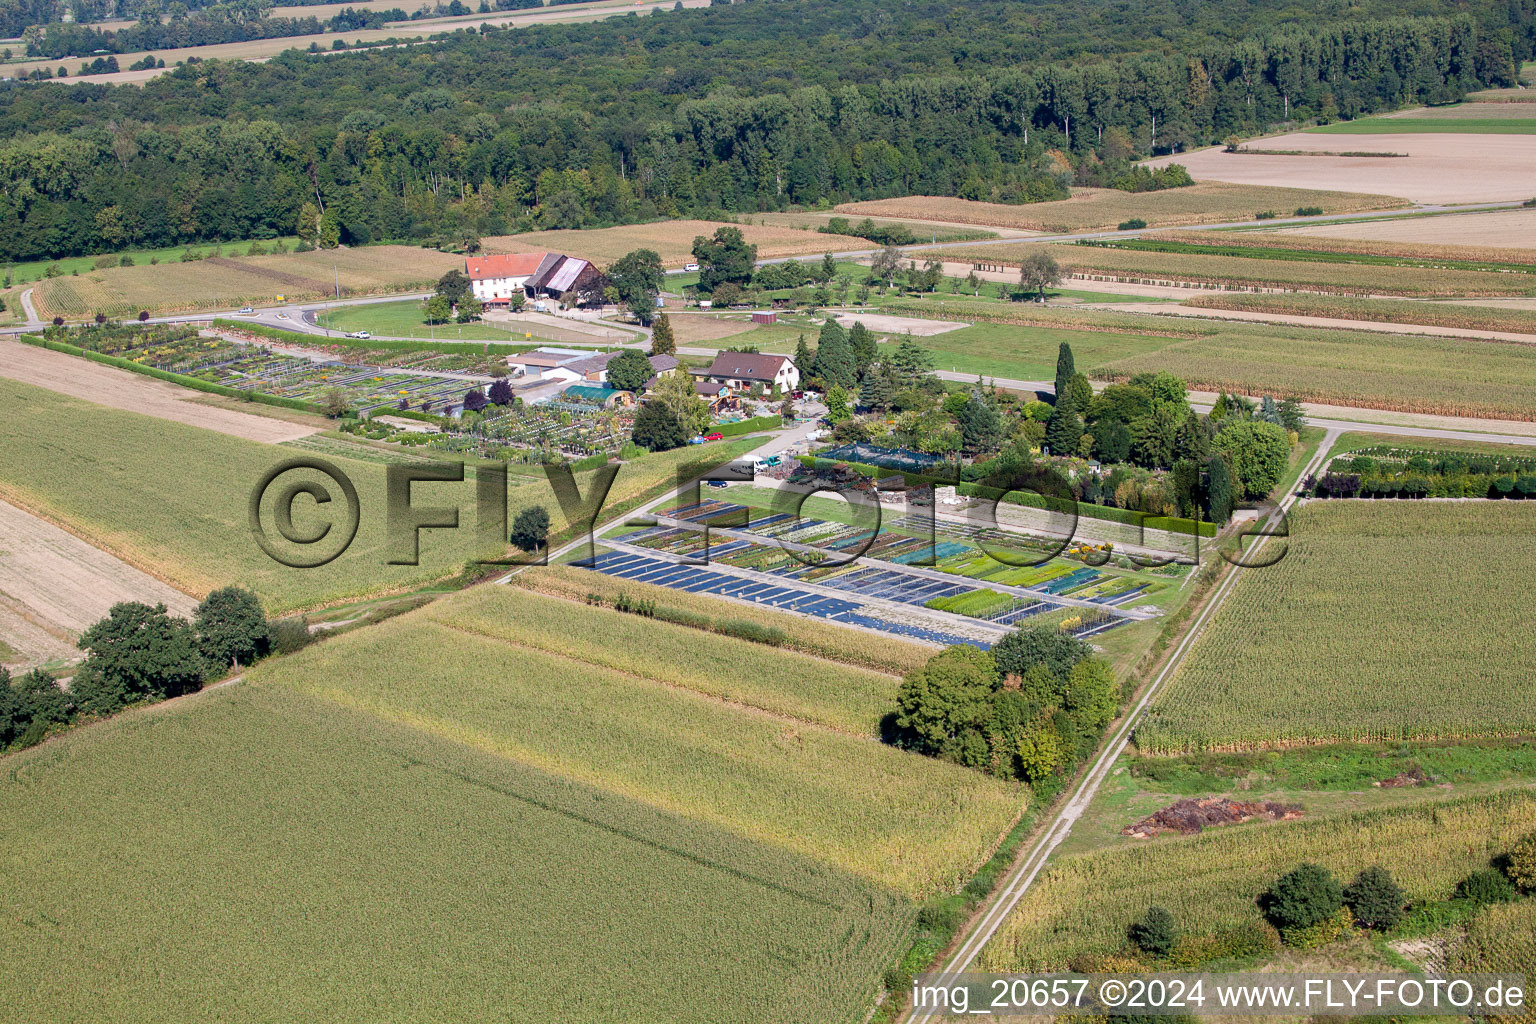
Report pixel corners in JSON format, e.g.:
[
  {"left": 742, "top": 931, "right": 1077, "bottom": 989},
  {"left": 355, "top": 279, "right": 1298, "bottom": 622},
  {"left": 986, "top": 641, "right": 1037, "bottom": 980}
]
[
  {"left": 16, "top": 334, "right": 324, "bottom": 415},
  {"left": 797, "top": 455, "right": 1216, "bottom": 537}
]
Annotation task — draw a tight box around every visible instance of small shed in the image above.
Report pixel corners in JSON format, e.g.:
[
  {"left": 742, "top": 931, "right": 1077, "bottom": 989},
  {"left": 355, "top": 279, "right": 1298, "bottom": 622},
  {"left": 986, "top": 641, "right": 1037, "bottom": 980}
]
[{"left": 751, "top": 311, "right": 777, "bottom": 324}]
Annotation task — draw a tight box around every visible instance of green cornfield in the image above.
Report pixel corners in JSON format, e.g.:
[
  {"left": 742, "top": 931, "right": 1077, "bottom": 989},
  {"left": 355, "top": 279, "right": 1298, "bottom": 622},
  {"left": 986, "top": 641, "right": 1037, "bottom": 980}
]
[
  {"left": 1448, "top": 901, "right": 1536, "bottom": 1023},
  {"left": 248, "top": 588, "right": 1024, "bottom": 899},
  {"left": 0, "top": 682, "right": 912, "bottom": 1023},
  {"left": 1138, "top": 503, "right": 1536, "bottom": 754},
  {"left": 425, "top": 585, "right": 899, "bottom": 734},
  {"left": 978, "top": 791, "right": 1536, "bottom": 970},
  {"left": 0, "top": 376, "right": 758, "bottom": 612}
]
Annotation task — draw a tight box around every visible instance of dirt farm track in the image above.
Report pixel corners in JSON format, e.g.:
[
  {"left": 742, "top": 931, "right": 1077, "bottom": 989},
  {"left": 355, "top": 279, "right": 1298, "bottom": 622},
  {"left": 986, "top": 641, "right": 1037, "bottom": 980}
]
[{"left": 0, "top": 338, "right": 318, "bottom": 444}]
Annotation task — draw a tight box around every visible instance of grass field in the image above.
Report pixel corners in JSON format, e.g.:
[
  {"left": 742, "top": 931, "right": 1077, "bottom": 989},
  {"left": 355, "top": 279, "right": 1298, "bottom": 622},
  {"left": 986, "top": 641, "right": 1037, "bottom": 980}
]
[
  {"left": 2, "top": 236, "right": 302, "bottom": 288},
  {"left": 1137, "top": 502, "right": 1536, "bottom": 754},
  {"left": 252, "top": 587, "right": 1022, "bottom": 898},
  {"left": 893, "top": 321, "right": 1178, "bottom": 380},
  {"left": 976, "top": 789, "right": 1536, "bottom": 969},
  {"left": 1311, "top": 109, "right": 1536, "bottom": 133},
  {"left": 484, "top": 219, "right": 842, "bottom": 268},
  {"left": 0, "top": 679, "right": 911, "bottom": 1023},
  {"left": 832, "top": 183, "right": 1405, "bottom": 234},
  {"left": 1182, "top": 293, "right": 1536, "bottom": 334},
  {"left": 0, "top": 376, "right": 760, "bottom": 612},
  {"left": 948, "top": 241, "right": 1536, "bottom": 297},
  {"left": 315, "top": 298, "right": 585, "bottom": 345},
  {"left": 27, "top": 245, "right": 463, "bottom": 321}
]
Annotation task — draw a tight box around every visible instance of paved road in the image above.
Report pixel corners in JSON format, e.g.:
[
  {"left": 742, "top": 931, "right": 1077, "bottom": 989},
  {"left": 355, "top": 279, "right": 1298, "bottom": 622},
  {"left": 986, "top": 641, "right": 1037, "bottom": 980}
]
[{"left": 904, "top": 428, "right": 1339, "bottom": 1024}]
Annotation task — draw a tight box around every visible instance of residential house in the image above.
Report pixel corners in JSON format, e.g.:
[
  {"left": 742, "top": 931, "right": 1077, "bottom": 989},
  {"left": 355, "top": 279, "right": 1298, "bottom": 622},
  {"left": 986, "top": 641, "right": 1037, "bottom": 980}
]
[
  {"left": 701, "top": 352, "right": 799, "bottom": 393},
  {"left": 466, "top": 252, "right": 606, "bottom": 308}
]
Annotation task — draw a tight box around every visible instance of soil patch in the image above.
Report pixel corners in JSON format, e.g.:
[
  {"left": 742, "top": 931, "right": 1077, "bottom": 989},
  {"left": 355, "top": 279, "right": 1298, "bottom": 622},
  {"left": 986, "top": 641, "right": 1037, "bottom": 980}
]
[{"left": 1123, "top": 796, "right": 1303, "bottom": 838}]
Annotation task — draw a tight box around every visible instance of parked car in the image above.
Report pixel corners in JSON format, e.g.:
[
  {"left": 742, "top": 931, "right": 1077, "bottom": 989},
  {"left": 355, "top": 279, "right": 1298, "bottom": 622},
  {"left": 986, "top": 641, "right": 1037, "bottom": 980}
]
[
  {"left": 687, "top": 436, "right": 706, "bottom": 445},
  {"left": 706, "top": 479, "right": 728, "bottom": 488},
  {"left": 702, "top": 432, "right": 723, "bottom": 442},
  {"left": 684, "top": 262, "right": 700, "bottom": 272},
  {"left": 237, "top": 306, "right": 254, "bottom": 314}
]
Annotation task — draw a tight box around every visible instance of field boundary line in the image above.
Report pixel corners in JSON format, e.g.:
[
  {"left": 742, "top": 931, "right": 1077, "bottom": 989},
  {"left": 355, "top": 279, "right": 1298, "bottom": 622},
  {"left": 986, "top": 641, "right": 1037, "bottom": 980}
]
[{"left": 904, "top": 429, "right": 1337, "bottom": 1023}]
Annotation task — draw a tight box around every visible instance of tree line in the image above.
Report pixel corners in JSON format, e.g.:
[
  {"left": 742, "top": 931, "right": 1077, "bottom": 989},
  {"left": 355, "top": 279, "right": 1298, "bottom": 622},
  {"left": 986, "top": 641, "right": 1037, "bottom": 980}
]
[
  {"left": 0, "top": 0, "right": 1531, "bottom": 261},
  {"left": 0, "top": 587, "right": 308, "bottom": 754}
]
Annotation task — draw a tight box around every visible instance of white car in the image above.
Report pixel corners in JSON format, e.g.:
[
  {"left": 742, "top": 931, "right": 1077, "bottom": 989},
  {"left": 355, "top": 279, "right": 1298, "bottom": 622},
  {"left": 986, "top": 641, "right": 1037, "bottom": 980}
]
[
  {"left": 349, "top": 331, "right": 371, "bottom": 340},
  {"left": 237, "top": 306, "right": 254, "bottom": 314},
  {"left": 684, "top": 262, "right": 700, "bottom": 272}
]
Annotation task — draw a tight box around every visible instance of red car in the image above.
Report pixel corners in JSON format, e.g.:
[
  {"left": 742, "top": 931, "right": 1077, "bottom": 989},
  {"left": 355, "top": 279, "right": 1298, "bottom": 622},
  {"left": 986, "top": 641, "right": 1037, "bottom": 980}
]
[{"left": 702, "top": 432, "right": 724, "bottom": 442}]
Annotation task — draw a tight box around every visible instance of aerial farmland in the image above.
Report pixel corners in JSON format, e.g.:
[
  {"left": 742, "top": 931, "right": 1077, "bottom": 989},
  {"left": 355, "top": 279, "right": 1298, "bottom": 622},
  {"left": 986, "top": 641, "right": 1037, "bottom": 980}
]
[{"left": 2, "top": 3, "right": 1535, "bottom": 1022}]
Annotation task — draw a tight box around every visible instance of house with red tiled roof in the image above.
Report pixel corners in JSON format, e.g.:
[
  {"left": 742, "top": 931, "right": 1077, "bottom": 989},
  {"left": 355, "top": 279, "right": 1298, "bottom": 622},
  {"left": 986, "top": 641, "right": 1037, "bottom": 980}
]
[{"left": 466, "top": 252, "right": 606, "bottom": 308}]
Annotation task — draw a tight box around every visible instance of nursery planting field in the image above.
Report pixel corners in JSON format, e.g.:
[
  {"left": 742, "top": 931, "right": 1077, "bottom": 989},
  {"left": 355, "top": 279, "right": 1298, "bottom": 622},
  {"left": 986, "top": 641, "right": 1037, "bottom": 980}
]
[
  {"left": 255, "top": 588, "right": 1022, "bottom": 898},
  {"left": 0, "top": 377, "right": 758, "bottom": 612},
  {"left": 0, "top": 679, "right": 909, "bottom": 1024},
  {"left": 1138, "top": 503, "right": 1536, "bottom": 754},
  {"left": 832, "top": 183, "right": 1403, "bottom": 233},
  {"left": 484, "top": 219, "right": 838, "bottom": 267},
  {"left": 977, "top": 790, "right": 1536, "bottom": 969},
  {"left": 29, "top": 245, "right": 461, "bottom": 320}
]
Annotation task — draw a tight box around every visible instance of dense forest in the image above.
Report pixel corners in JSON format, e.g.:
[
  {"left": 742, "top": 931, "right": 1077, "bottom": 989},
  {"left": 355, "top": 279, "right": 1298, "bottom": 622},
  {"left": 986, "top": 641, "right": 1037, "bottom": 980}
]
[{"left": 1, "top": 0, "right": 1532, "bottom": 262}]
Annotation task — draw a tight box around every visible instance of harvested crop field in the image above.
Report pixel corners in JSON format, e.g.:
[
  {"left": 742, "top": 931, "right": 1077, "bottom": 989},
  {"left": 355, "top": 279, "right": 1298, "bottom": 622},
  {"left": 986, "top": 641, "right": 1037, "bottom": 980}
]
[
  {"left": 0, "top": 498, "right": 196, "bottom": 665},
  {"left": 0, "top": 676, "right": 909, "bottom": 1024},
  {"left": 978, "top": 790, "right": 1536, "bottom": 969},
  {"left": 1138, "top": 503, "right": 1536, "bottom": 754},
  {"left": 832, "top": 183, "right": 1403, "bottom": 233},
  {"left": 0, "top": 337, "right": 320, "bottom": 443},
  {"left": 1272, "top": 208, "right": 1536, "bottom": 250},
  {"left": 484, "top": 220, "right": 838, "bottom": 267},
  {"left": 946, "top": 241, "right": 1536, "bottom": 297},
  {"left": 29, "top": 245, "right": 461, "bottom": 321},
  {"left": 1147, "top": 134, "right": 1536, "bottom": 203}
]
